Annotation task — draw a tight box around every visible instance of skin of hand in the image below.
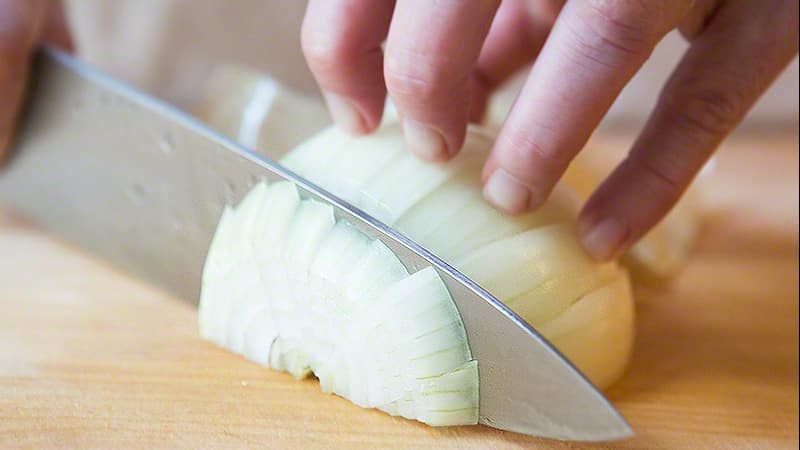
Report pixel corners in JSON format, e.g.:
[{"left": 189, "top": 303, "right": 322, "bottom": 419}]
[
  {"left": 0, "top": 0, "right": 72, "bottom": 162},
  {"left": 301, "top": 0, "right": 799, "bottom": 261}
]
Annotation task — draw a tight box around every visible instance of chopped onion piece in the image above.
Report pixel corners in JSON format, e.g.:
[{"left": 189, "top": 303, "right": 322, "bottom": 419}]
[{"left": 201, "top": 181, "right": 479, "bottom": 426}]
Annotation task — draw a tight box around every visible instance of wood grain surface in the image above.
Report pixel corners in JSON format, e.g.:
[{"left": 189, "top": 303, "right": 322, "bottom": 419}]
[{"left": 1, "top": 133, "right": 797, "bottom": 449}]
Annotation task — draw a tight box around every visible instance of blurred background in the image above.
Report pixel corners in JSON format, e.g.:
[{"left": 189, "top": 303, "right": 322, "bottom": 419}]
[{"left": 63, "top": 0, "right": 799, "bottom": 133}]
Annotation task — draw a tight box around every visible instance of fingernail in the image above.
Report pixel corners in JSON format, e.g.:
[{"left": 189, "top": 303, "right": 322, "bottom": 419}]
[
  {"left": 403, "top": 120, "right": 448, "bottom": 162},
  {"left": 323, "top": 93, "right": 365, "bottom": 134},
  {"left": 579, "top": 216, "right": 629, "bottom": 261},
  {"left": 482, "top": 169, "right": 530, "bottom": 214}
]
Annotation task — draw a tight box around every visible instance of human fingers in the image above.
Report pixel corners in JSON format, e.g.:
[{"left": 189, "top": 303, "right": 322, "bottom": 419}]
[
  {"left": 579, "top": 0, "right": 799, "bottom": 260},
  {"left": 302, "top": 0, "right": 395, "bottom": 134},
  {"left": 383, "top": 0, "right": 501, "bottom": 162},
  {"left": 481, "top": 1, "right": 691, "bottom": 214}
]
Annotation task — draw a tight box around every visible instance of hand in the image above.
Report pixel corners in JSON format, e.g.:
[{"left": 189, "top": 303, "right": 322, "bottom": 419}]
[
  {"left": 301, "top": 0, "right": 798, "bottom": 260},
  {"left": 1, "top": 0, "right": 72, "bottom": 162}
]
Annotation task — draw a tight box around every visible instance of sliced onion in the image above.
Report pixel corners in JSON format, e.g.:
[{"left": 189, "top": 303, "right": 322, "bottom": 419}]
[
  {"left": 201, "top": 181, "right": 479, "bottom": 426},
  {"left": 199, "top": 108, "right": 636, "bottom": 428},
  {"left": 278, "top": 123, "right": 634, "bottom": 390}
]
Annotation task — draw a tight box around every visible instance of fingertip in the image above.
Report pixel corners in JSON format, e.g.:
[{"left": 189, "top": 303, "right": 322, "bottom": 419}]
[
  {"left": 482, "top": 168, "right": 536, "bottom": 215},
  {"left": 302, "top": 0, "right": 392, "bottom": 136},
  {"left": 578, "top": 179, "right": 632, "bottom": 262},
  {"left": 323, "top": 92, "right": 371, "bottom": 135},
  {"left": 480, "top": 155, "right": 498, "bottom": 184},
  {"left": 577, "top": 215, "right": 630, "bottom": 262},
  {"left": 481, "top": 144, "right": 548, "bottom": 214},
  {"left": 402, "top": 119, "right": 450, "bottom": 163}
]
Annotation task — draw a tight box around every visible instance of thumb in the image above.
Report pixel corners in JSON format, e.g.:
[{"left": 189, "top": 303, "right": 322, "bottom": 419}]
[{"left": 0, "top": 0, "right": 50, "bottom": 162}]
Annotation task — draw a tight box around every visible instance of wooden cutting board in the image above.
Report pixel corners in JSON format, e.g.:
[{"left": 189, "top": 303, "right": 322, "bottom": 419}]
[{"left": 1, "top": 133, "right": 797, "bottom": 449}]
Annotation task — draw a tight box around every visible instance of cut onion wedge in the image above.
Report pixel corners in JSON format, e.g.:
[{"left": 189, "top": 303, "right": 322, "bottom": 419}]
[{"left": 201, "top": 181, "right": 478, "bottom": 426}]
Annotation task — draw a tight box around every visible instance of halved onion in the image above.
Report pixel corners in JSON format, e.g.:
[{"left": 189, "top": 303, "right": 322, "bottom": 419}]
[
  {"left": 199, "top": 123, "right": 635, "bottom": 426},
  {"left": 280, "top": 123, "right": 634, "bottom": 389}
]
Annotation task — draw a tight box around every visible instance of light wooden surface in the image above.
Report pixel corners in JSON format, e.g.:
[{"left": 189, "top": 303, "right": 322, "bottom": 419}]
[{"left": 1, "top": 133, "right": 797, "bottom": 449}]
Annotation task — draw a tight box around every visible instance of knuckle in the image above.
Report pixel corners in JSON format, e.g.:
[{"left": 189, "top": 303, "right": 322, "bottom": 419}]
[
  {"left": 634, "top": 156, "right": 681, "bottom": 194},
  {"left": 300, "top": 28, "right": 353, "bottom": 75},
  {"left": 587, "top": 0, "right": 667, "bottom": 30},
  {"left": 575, "top": 0, "right": 665, "bottom": 59},
  {"left": 500, "top": 127, "right": 570, "bottom": 176},
  {"left": 662, "top": 85, "right": 745, "bottom": 137},
  {"left": 383, "top": 52, "right": 462, "bottom": 104},
  {"left": 625, "top": 156, "right": 684, "bottom": 204},
  {"left": 524, "top": 0, "right": 562, "bottom": 24},
  {"left": 301, "top": 33, "right": 345, "bottom": 74}
]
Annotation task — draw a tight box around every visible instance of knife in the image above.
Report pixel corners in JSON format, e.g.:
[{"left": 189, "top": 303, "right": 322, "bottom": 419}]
[{"left": 0, "top": 48, "right": 631, "bottom": 441}]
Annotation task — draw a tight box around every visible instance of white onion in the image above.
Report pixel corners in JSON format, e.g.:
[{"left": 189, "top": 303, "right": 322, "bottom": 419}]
[
  {"left": 280, "top": 123, "right": 634, "bottom": 389},
  {"left": 199, "top": 122, "right": 635, "bottom": 427}
]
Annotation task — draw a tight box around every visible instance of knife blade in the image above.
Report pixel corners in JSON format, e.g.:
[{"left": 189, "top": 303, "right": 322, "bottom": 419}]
[{"left": 0, "top": 49, "right": 632, "bottom": 441}]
